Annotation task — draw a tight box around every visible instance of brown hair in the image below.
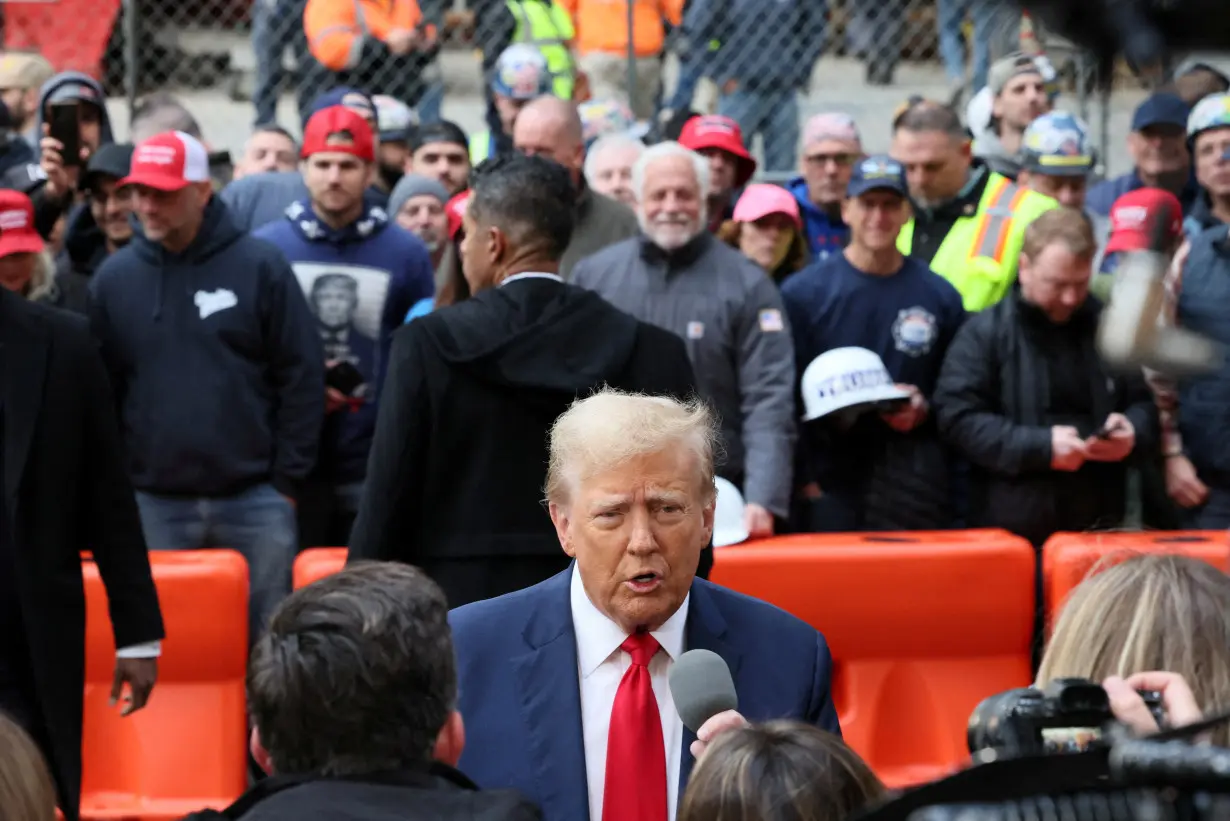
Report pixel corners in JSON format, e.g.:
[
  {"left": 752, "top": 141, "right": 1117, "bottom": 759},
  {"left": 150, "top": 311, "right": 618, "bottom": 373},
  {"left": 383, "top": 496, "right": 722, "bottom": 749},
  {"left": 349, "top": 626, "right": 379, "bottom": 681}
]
[
  {"left": 1021, "top": 207, "right": 1096, "bottom": 263},
  {"left": 892, "top": 99, "right": 967, "bottom": 141},
  {"left": 679, "top": 721, "right": 886, "bottom": 821},
  {"left": 716, "top": 220, "right": 810, "bottom": 283},
  {"left": 1037, "top": 552, "right": 1230, "bottom": 746},
  {"left": 0, "top": 712, "right": 57, "bottom": 820}
]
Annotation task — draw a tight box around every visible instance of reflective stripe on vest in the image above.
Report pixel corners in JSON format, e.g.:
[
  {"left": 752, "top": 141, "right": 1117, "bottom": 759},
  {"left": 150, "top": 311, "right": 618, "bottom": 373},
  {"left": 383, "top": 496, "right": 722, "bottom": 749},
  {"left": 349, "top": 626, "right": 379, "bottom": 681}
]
[
  {"left": 507, "top": 0, "right": 575, "bottom": 98},
  {"left": 897, "top": 172, "right": 1058, "bottom": 312}
]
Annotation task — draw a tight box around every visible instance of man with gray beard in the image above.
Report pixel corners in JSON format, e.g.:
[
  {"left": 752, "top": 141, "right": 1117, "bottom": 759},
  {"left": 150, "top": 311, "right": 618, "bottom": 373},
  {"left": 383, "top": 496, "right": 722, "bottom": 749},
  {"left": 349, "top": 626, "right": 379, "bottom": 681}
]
[{"left": 570, "top": 141, "right": 797, "bottom": 541}]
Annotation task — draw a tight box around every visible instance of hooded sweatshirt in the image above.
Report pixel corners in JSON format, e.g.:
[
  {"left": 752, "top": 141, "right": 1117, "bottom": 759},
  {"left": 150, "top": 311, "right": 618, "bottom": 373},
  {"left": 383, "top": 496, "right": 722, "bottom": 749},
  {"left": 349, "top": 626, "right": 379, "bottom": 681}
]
[
  {"left": 254, "top": 199, "right": 434, "bottom": 483},
  {"left": 49, "top": 202, "right": 109, "bottom": 314},
  {"left": 29, "top": 72, "right": 115, "bottom": 238},
  {"left": 786, "top": 176, "right": 849, "bottom": 262},
  {"left": 89, "top": 196, "right": 326, "bottom": 499}
]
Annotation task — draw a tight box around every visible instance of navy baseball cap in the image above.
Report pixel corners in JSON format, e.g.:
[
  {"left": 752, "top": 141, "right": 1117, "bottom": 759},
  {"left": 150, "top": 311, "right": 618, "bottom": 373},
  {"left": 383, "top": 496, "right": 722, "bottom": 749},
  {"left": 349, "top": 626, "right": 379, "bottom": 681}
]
[
  {"left": 847, "top": 154, "right": 907, "bottom": 198},
  {"left": 1131, "top": 93, "right": 1190, "bottom": 131}
]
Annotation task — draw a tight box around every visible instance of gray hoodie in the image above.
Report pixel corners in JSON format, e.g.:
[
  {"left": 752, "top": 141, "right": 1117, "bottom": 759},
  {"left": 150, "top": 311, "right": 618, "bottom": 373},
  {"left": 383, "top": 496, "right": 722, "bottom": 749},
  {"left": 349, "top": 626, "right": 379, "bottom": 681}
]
[{"left": 31, "top": 71, "right": 114, "bottom": 148}]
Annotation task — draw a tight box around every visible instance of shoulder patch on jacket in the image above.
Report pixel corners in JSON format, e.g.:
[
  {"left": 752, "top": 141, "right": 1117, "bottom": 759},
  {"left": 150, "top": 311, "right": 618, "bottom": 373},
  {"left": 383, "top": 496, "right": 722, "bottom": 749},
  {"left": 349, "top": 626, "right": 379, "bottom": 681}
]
[{"left": 759, "top": 308, "right": 784, "bottom": 332}]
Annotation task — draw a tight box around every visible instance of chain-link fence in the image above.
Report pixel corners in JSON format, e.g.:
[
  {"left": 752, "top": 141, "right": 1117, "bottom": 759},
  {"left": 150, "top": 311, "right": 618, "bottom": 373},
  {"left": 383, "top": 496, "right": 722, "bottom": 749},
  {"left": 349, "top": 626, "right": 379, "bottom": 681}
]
[{"left": 0, "top": 0, "right": 1139, "bottom": 176}]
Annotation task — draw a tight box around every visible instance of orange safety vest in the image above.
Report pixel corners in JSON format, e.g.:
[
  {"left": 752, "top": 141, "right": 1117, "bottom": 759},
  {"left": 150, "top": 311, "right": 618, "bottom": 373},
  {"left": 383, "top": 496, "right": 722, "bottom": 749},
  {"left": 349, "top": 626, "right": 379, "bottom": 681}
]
[
  {"left": 305, "top": 0, "right": 423, "bottom": 72},
  {"left": 558, "top": 0, "right": 683, "bottom": 58}
]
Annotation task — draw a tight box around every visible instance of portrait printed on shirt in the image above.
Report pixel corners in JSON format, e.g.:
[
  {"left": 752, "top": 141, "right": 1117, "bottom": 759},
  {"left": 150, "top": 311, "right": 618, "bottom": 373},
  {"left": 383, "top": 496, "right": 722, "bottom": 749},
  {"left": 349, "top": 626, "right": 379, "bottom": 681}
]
[{"left": 292, "top": 262, "right": 392, "bottom": 388}]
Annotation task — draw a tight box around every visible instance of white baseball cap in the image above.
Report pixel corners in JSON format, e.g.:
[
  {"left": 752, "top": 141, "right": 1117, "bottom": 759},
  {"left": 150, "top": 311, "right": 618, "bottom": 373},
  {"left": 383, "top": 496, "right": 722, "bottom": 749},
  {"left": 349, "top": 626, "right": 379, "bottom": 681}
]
[
  {"left": 712, "top": 477, "right": 748, "bottom": 547},
  {"left": 801, "top": 347, "right": 910, "bottom": 422}
]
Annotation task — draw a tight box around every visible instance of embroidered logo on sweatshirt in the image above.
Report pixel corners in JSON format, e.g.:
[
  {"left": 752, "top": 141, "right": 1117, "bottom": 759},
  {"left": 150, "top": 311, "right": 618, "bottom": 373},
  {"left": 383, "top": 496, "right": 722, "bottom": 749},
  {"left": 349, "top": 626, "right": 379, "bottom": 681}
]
[{"left": 195, "top": 288, "right": 238, "bottom": 320}]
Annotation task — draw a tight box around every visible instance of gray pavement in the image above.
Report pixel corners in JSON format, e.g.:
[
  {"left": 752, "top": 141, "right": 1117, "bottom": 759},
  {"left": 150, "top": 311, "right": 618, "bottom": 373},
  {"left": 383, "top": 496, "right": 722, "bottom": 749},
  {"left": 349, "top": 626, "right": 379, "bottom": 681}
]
[{"left": 103, "top": 41, "right": 1148, "bottom": 180}]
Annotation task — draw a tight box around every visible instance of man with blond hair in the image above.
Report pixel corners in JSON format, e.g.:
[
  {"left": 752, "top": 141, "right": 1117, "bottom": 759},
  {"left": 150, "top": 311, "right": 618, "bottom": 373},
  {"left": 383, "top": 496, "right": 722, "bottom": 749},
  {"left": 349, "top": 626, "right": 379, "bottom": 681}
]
[{"left": 450, "top": 387, "right": 839, "bottom": 821}]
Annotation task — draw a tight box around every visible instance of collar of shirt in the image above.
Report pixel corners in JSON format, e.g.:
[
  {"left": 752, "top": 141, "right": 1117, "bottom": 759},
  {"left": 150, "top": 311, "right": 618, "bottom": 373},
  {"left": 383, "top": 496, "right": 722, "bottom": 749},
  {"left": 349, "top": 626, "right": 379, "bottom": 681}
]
[
  {"left": 570, "top": 563, "right": 689, "bottom": 678},
  {"left": 910, "top": 161, "right": 990, "bottom": 222},
  {"left": 500, "top": 272, "right": 564, "bottom": 287},
  {"left": 638, "top": 230, "right": 711, "bottom": 269}
]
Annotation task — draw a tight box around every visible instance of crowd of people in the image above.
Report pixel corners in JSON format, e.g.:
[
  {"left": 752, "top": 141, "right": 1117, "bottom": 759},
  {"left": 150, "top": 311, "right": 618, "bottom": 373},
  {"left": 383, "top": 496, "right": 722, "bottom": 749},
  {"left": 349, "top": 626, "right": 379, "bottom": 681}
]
[{"left": 0, "top": 6, "right": 1226, "bottom": 820}]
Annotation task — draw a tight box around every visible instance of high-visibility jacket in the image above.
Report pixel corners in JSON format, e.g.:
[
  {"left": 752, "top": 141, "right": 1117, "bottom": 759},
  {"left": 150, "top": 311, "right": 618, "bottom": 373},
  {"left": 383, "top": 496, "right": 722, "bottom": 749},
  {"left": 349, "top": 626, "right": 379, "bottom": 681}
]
[
  {"left": 898, "top": 172, "right": 1059, "bottom": 312},
  {"left": 559, "top": 0, "right": 683, "bottom": 58},
  {"left": 508, "top": 0, "right": 576, "bottom": 99},
  {"left": 305, "top": 0, "right": 423, "bottom": 72},
  {"left": 470, "top": 131, "right": 495, "bottom": 165}
]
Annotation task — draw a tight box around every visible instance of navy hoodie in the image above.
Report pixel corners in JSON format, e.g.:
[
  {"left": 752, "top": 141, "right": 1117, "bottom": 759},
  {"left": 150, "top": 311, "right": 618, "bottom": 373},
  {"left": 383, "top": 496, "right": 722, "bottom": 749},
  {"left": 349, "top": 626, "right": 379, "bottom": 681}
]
[
  {"left": 254, "top": 199, "right": 433, "bottom": 484},
  {"left": 89, "top": 196, "right": 326, "bottom": 499}
]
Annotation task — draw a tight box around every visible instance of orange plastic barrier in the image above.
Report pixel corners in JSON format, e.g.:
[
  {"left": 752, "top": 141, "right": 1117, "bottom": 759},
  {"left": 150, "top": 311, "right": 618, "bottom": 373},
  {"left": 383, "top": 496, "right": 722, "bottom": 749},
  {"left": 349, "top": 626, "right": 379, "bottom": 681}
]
[
  {"left": 1042, "top": 531, "right": 1230, "bottom": 630},
  {"left": 81, "top": 550, "right": 249, "bottom": 821},
  {"left": 3, "top": 0, "right": 120, "bottom": 77},
  {"left": 293, "top": 547, "right": 348, "bottom": 590},
  {"left": 710, "top": 530, "right": 1036, "bottom": 789}
]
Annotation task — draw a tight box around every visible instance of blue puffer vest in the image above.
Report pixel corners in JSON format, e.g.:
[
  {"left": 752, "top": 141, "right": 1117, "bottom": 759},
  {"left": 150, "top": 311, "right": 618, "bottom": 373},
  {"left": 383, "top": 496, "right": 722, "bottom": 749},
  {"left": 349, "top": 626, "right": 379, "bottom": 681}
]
[{"left": 1177, "top": 224, "right": 1230, "bottom": 476}]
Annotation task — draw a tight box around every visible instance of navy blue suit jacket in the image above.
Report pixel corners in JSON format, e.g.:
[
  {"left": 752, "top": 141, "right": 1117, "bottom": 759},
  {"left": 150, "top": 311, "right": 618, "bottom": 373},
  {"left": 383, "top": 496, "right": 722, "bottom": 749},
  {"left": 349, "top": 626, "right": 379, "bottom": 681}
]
[{"left": 449, "top": 567, "right": 841, "bottom": 821}]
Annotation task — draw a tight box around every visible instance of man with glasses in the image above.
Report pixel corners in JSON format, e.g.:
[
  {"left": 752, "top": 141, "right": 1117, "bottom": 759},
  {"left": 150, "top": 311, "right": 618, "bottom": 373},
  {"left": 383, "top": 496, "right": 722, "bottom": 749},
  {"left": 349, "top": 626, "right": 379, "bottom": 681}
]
[
  {"left": 49, "top": 142, "right": 133, "bottom": 314},
  {"left": 787, "top": 113, "right": 864, "bottom": 261}
]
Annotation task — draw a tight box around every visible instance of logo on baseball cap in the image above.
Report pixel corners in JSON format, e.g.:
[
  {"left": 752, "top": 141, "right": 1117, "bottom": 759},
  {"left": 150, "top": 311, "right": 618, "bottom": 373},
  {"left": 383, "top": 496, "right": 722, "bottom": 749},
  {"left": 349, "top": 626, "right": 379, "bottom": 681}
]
[
  {"left": 301, "top": 105, "right": 375, "bottom": 163},
  {"left": 847, "top": 155, "right": 907, "bottom": 198},
  {"left": 118, "top": 131, "right": 211, "bottom": 192},
  {"left": 0, "top": 190, "right": 45, "bottom": 258},
  {"left": 1106, "top": 188, "right": 1184, "bottom": 254}
]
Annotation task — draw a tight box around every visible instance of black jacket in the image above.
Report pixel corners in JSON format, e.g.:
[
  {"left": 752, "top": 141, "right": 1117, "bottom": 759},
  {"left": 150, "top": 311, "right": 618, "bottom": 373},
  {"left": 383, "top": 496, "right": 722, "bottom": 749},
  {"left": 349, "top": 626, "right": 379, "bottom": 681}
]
[
  {"left": 933, "top": 293, "right": 1158, "bottom": 546},
  {"left": 0, "top": 289, "right": 163, "bottom": 820},
  {"left": 348, "top": 276, "right": 697, "bottom": 607},
  {"left": 46, "top": 203, "right": 110, "bottom": 316},
  {"left": 179, "top": 764, "right": 541, "bottom": 821}
]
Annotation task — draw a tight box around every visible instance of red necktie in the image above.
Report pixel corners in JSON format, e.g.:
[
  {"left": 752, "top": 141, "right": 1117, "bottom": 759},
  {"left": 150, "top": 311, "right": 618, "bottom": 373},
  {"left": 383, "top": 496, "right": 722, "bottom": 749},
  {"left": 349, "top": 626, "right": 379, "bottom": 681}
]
[{"left": 602, "top": 632, "right": 668, "bottom": 821}]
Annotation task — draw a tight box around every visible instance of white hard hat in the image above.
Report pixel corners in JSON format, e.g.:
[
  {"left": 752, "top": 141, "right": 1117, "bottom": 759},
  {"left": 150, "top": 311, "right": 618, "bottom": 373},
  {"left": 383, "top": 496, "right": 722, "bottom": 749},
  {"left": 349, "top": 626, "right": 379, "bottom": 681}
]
[
  {"left": 712, "top": 477, "right": 748, "bottom": 547},
  {"left": 800, "top": 347, "right": 910, "bottom": 422},
  {"left": 966, "top": 86, "right": 993, "bottom": 141}
]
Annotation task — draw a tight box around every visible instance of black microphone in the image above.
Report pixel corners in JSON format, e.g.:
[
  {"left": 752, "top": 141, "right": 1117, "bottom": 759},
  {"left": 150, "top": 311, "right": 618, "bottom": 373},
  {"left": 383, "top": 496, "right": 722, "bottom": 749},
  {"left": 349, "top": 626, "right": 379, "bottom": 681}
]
[{"left": 668, "top": 649, "right": 738, "bottom": 734}]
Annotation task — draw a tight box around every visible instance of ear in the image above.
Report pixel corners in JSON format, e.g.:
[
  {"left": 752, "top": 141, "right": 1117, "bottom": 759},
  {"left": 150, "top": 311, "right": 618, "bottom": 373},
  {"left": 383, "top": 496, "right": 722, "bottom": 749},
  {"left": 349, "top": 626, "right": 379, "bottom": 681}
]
[
  {"left": 549, "top": 501, "right": 577, "bottom": 558},
  {"left": 701, "top": 492, "right": 716, "bottom": 545},
  {"left": 432, "top": 710, "right": 466, "bottom": 767},
  {"left": 487, "top": 225, "right": 507, "bottom": 264},
  {"left": 840, "top": 197, "right": 853, "bottom": 225},
  {"left": 250, "top": 726, "right": 274, "bottom": 775},
  {"left": 959, "top": 139, "right": 973, "bottom": 161},
  {"left": 991, "top": 95, "right": 1004, "bottom": 121},
  {"left": 1017, "top": 169, "right": 1032, "bottom": 190}
]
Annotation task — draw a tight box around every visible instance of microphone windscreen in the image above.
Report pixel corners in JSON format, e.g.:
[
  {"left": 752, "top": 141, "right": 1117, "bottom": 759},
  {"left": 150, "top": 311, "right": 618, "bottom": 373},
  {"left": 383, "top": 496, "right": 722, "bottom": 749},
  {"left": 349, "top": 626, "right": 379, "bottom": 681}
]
[{"left": 669, "top": 649, "right": 738, "bottom": 733}]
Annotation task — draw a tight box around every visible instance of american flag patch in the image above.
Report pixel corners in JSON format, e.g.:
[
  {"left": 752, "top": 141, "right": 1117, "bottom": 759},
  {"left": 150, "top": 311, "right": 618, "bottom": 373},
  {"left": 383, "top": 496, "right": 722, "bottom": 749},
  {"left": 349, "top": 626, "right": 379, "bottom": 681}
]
[{"left": 759, "top": 309, "right": 784, "bottom": 332}]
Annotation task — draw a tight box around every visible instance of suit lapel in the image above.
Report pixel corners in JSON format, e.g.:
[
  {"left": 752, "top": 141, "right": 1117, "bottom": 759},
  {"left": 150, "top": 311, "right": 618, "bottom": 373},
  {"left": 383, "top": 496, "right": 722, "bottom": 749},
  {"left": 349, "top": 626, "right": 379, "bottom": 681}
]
[
  {"left": 1, "top": 293, "right": 46, "bottom": 506},
  {"left": 678, "top": 580, "right": 742, "bottom": 795},
  {"left": 513, "top": 568, "right": 590, "bottom": 821}
]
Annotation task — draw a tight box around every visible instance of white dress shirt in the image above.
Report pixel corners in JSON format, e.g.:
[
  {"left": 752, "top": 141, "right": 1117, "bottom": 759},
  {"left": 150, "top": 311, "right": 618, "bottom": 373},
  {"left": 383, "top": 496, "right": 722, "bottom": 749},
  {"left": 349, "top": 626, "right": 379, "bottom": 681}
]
[{"left": 571, "top": 566, "right": 688, "bottom": 821}]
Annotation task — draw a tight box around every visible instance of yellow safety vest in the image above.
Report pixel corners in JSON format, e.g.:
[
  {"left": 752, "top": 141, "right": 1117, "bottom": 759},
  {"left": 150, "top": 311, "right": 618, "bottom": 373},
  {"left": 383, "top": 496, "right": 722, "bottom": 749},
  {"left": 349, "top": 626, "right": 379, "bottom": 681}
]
[
  {"left": 507, "top": 0, "right": 575, "bottom": 99},
  {"left": 469, "top": 131, "right": 493, "bottom": 165},
  {"left": 897, "top": 172, "right": 1059, "bottom": 312}
]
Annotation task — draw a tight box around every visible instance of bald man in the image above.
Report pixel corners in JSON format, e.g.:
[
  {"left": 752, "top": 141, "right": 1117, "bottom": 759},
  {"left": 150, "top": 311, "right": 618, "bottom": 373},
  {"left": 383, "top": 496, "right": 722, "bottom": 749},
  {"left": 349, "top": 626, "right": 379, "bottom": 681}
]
[{"left": 513, "top": 96, "right": 639, "bottom": 278}]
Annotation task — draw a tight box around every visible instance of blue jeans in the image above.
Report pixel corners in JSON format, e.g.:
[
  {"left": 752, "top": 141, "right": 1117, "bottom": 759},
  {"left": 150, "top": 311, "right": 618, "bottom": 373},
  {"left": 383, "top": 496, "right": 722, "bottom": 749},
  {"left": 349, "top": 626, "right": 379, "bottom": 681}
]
[
  {"left": 252, "top": 0, "right": 309, "bottom": 127},
  {"left": 718, "top": 87, "right": 799, "bottom": 174},
  {"left": 416, "top": 80, "right": 445, "bottom": 124},
  {"left": 936, "top": 0, "right": 1015, "bottom": 89},
  {"left": 135, "top": 483, "right": 297, "bottom": 644}
]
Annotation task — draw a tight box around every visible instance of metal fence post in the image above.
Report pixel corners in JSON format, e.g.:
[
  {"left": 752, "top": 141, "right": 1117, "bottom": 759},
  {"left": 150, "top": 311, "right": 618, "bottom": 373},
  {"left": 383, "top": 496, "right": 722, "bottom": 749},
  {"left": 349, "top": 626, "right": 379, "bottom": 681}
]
[
  {"left": 626, "top": 0, "right": 636, "bottom": 113},
  {"left": 124, "top": 0, "right": 139, "bottom": 127}
]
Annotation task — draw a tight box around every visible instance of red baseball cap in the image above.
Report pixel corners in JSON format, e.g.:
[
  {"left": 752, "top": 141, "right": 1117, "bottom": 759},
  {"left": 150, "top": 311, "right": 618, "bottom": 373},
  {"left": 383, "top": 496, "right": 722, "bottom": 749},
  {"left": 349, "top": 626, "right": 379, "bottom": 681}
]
[
  {"left": 678, "top": 115, "right": 757, "bottom": 187},
  {"left": 0, "top": 190, "right": 44, "bottom": 258},
  {"left": 301, "top": 105, "right": 375, "bottom": 163},
  {"left": 446, "top": 190, "right": 472, "bottom": 241},
  {"left": 1106, "top": 188, "right": 1184, "bottom": 254},
  {"left": 118, "top": 131, "right": 211, "bottom": 192}
]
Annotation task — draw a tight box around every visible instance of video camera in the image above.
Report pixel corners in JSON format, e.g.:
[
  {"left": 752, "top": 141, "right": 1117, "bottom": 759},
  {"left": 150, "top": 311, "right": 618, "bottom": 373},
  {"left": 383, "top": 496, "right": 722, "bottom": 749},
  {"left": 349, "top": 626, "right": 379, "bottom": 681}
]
[{"left": 854, "top": 678, "right": 1230, "bottom": 821}]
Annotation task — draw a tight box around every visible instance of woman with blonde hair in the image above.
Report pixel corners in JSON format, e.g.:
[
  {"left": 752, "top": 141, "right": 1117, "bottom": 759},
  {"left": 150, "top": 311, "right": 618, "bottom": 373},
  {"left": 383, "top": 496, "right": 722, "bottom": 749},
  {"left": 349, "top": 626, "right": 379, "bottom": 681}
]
[
  {"left": 680, "top": 721, "right": 885, "bottom": 821},
  {"left": 1036, "top": 552, "right": 1230, "bottom": 744},
  {"left": 0, "top": 711, "right": 57, "bottom": 820},
  {"left": 718, "top": 184, "right": 811, "bottom": 285}
]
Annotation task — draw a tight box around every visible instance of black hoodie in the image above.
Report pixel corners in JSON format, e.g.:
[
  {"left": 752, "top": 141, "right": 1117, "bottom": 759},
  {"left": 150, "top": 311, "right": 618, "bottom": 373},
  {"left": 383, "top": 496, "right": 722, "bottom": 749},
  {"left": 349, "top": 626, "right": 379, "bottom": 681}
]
[
  {"left": 347, "top": 277, "right": 697, "bottom": 607},
  {"left": 89, "top": 196, "right": 325, "bottom": 499}
]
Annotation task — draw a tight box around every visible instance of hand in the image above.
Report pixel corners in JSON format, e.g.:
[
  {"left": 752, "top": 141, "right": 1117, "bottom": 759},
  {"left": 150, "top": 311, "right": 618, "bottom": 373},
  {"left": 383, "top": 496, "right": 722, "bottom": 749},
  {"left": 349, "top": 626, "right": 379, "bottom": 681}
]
[
  {"left": 689, "top": 709, "right": 748, "bottom": 760},
  {"left": 325, "top": 386, "right": 350, "bottom": 414},
  {"left": 385, "top": 28, "right": 419, "bottom": 55},
  {"left": 39, "top": 132, "right": 83, "bottom": 201},
  {"left": 880, "top": 385, "right": 927, "bottom": 433},
  {"left": 798, "top": 482, "right": 822, "bottom": 500},
  {"left": 111, "top": 657, "right": 157, "bottom": 717},
  {"left": 1103, "top": 672, "right": 1202, "bottom": 736},
  {"left": 1050, "top": 425, "right": 1088, "bottom": 472},
  {"left": 1084, "top": 413, "right": 1135, "bottom": 463},
  {"left": 1166, "top": 454, "right": 1209, "bottom": 508},
  {"left": 743, "top": 503, "right": 774, "bottom": 538}
]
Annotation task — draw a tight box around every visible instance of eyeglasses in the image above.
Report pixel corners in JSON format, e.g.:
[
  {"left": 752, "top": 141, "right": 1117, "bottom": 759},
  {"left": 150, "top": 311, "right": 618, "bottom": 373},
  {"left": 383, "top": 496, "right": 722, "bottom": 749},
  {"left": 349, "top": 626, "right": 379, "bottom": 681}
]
[{"left": 804, "top": 153, "right": 858, "bottom": 168}]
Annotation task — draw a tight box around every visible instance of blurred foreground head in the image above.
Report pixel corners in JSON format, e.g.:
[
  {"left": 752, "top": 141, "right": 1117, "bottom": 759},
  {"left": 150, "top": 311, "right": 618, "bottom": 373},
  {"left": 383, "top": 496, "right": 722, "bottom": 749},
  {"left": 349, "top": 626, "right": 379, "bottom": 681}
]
[
  {"left": 247, "top": 562, "right": 464, "bottom": 776},
  {"left": 679, "top": 720, "right": 885, "bottom": 821}
]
